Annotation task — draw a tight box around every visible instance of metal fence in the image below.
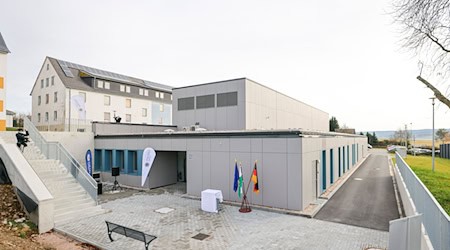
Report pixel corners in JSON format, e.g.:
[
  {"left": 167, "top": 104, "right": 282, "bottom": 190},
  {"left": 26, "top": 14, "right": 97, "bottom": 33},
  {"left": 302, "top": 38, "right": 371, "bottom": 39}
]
[
  {"left": 396, "top": 153, "right": 450, "bottom": 250},
  {"left": 24, "top": 117, "right": 98, "bottom": 202}
]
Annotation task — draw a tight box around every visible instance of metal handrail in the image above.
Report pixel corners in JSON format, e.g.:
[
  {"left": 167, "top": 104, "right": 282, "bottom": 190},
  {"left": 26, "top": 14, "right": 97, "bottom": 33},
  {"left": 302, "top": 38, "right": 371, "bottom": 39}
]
[{"left": 24, "top": 117, "right": 97, "bottom": 202}]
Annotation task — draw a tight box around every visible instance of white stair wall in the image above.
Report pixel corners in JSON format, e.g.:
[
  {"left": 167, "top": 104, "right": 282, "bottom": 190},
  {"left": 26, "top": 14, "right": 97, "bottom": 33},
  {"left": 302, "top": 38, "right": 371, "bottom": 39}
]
[{"left": 0, "top": 132, "right": 104, "bottom": 226}]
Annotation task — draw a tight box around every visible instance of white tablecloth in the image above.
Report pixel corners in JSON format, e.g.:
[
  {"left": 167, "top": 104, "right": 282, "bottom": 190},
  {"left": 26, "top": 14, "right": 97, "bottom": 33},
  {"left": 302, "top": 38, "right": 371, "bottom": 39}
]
[{"left": 201, "top": 189, "right": 223, "bottom": 213}]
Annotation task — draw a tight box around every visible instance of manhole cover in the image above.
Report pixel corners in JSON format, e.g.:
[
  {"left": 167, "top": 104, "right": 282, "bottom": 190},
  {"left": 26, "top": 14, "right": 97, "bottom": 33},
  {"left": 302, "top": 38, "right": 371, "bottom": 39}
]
[
  {"left": 192, "top": 233, "right": 210, "bottom": 241},
  {"left": 155, "top": 207, "right": 174, "bottom": 214},
  {"left": 354, "top": 178, "right": 363, "bottom": 181}
]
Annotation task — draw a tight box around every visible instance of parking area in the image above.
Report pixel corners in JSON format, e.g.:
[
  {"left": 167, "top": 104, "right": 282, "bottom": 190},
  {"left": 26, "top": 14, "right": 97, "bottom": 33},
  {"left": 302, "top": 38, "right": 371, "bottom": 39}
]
[{"left": 56, "top": 187, "right": 388, "bottom": 250}]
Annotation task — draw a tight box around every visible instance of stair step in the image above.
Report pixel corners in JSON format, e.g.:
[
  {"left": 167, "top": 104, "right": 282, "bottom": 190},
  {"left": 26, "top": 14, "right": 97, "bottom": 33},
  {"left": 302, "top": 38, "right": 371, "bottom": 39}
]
[
  {"left": 55, "top": 197, "right": 94, "bottom": 209},
  {"left": 54, "top": 206, "right": 105, "bottom": 226},
  {"left": 54, "top": 193, "right": 91, "bottom": 205},
  {"left": 55, "top": 200, "right": 97, "bottom": 215}
]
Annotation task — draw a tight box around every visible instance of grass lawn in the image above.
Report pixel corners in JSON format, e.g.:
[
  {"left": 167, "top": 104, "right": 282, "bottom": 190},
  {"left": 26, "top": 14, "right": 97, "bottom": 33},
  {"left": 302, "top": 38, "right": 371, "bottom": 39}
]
[{"left": 404, "top": 155, "right": 450, "bottom": 215}]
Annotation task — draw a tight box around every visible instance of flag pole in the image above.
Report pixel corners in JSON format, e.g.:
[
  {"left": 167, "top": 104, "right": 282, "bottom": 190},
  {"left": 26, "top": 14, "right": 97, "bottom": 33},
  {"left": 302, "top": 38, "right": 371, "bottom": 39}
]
[{"left": 239, "top": 162, "right": 253, "bottom": 213}]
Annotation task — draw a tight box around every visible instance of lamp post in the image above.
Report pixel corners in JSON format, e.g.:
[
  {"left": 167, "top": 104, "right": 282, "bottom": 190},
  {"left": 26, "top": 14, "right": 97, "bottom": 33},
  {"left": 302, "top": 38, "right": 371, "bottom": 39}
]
[
  {"left": 411, "top": 122, "right": 415, "bottom": 156},
  {"left": 431, "top": 97, "right": 436, "bottom": 172}
]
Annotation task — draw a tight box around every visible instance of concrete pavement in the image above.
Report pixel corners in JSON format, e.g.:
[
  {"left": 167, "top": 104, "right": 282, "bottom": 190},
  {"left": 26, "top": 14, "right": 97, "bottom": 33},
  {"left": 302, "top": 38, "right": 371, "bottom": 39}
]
[{"left": 315, "top": 149, "right": 399, "bottom": 231}]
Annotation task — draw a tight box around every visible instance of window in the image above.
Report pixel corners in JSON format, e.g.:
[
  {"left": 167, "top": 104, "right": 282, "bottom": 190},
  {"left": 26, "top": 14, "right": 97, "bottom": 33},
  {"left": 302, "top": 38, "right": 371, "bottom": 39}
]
[
  {"left": 54, "top": 92, "right": 58, "bottom": 102},
  {"left": 94, "top": 150, "right": 102, "bottom": 171},
  {"left": 51, "top": 76, "right": 55, "bottom": 86},
  {"left": 178, "top": 97, "right": 195, "bottom": 110},
  {"left": 128, "top": 151, "right": 138, "bottom": 172},
  {"left": 104, "top": 112, "right": 110, "bottom": 122},
  {"left": 142, "top": 108, "right": 147, "bottom": 117},
  {"left": 79, "top": 92, "right": 86, "bottom": 102},
  {"left": 144, "top": 90, "right": 148, "bottom": 96},
  {"left": 45, "top": 94, "right": 49, "bottom": 104},
  {"left": 196, "top": 94, "right": 215, "bottom": 109},
  {"left": 160, "top": 104, "right": 164, "bottom": 112},
  {"left": 155, "top": 91, "right": 160, "bottom": 98},
  {"left": 104, "top": 81, "right": 110, "bottom": 89},
  {"left": 37, "top": 113, "right": 41, "bottom": 122},
  {"left": 139, "top": 88, "right": 143, "bottom": 95},
  {"left": 46, "top": 64, "right": 49, "bottom": 70},
  {"left": 53, "top": 111, "right": 57, "bottom": 121},
  {"left": 125, "top": 99, "right": 131, "bottom": 108},
  {"left": 38, "top": 96, "right": 41, "bottom": 105},
  {"left": 104, "top": 95, "right": 110, "bottom": 106},
  {"left": 45, "top": 112, "right": 49, "bottom": 122},
  {"left": 120, "top": 85, "right": 125, "bottom": 92},
  {"left": 46, "top": 78, "right": 49, "bottom": 87},
  {"left": 160, "top": 92, "right": 164, "bottom": 99},
  {"left": 170, "top": 94, "right": 172, "bottom": 100},
  {"left": 125, "top": 86, "right": 130, "bottom": 93},
  {"left": 115, "top": 150, "right": 125, "bottom": 171},
  {"left": 126, "top": 114, "right": 131, "bottom": 122},
  {"left": 217, "top": 91, "right": 238, "bottom": 107},
  {"left": 41, "top": 79, "right": 44, "bottom": 88},
  {"left": 97, "top": 80, "right": 104, "bottom": 88}
]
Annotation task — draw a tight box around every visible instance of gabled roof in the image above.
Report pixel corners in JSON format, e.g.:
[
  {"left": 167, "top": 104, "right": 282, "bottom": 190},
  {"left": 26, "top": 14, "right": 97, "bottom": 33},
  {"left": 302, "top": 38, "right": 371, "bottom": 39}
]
[
  {"left": 0, "top": 32, "right": 10, "bottom": 54},
  {"left": 51, "top": 57, "right": 172, "bottom": 92}
]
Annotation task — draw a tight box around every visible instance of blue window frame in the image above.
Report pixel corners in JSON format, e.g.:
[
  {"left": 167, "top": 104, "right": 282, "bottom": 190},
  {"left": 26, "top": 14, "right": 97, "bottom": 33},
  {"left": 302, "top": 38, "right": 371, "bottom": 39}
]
[
  {"left": 338, "top": 147, "right": 341, "bottom": 177},
  {"left": 128, "top": 150, "right": 138, "bottom": 173},
  {"left": 104, "top": 150, "right": 113, "bottom": 171},
  {"left": 322, "top": 150, "right": 326, "bottom": 192},
  {"left": 330, "top": 149, "right": 334, "bottom": 184},
  {"left": 115, "top": 150, "right": 125, "bottom": 172},
  {"left": 94, "top": 149, "right": 102, "bottom": 171}
]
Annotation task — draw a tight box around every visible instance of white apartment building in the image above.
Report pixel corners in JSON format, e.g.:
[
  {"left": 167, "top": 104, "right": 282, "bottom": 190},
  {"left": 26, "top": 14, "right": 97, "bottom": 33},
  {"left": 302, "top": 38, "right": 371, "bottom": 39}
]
[
  {"left": 0, "top": 32, "right": 10, "bottom": 131},
  {"left": 30, "top": 57, "right": 173, "bottom": 131}
]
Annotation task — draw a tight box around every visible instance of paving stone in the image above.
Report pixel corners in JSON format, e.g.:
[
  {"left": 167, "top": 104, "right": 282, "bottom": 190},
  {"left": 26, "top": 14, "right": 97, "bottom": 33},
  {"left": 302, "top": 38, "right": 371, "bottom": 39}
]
[{"left": 56, "top": 193, "right": 388, "bottom": 249}]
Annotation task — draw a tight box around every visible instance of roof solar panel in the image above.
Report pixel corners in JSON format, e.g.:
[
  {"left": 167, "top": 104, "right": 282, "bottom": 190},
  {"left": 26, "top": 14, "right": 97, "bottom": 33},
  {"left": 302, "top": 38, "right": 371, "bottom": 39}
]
[{"left": 56, "top": 58, "right": 172, "bottom": 92}]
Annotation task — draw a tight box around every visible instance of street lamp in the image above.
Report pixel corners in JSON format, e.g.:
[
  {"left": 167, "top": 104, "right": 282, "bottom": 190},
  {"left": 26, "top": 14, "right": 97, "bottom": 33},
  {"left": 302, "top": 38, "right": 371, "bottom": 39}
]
[
  {"left": 411, "top": 122, "right": 415, "bottom": 156},
  {"left": 430, "top": 97, "right": 436, "bottom": 172}
]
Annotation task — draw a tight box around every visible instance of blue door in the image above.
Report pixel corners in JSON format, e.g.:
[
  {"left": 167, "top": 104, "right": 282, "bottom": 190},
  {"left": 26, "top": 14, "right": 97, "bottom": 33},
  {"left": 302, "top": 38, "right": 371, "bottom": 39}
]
[
  {"left": 338, "top": 147, "right": 341, "bottom": 177},
  {"left": 322, "top": 150, "right": 326, "bottom": 192},
  {"left": 330, "top": 149, "right": 334, "bottom": 184}
]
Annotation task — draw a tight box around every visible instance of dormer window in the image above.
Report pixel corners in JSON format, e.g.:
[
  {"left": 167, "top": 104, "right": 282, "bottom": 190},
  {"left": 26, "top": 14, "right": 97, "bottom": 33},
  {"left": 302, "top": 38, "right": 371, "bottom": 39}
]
[
  {"left": 104, "top": 81, "right": 110, "bottom": 89},
  {"left": 120, "top": 85, "right": 125, "bottom": 92},
  {"left": 126, "top": 86, "right": 130, "bottom": 93},
  {"left": 97, "top": 80, "right": 104, "bottom": 88}
]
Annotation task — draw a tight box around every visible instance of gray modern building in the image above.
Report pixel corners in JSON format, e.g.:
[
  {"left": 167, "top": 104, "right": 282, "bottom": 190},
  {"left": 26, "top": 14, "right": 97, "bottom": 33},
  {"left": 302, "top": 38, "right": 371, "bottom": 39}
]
[{"left": 94, "top": 78, "right": 368, "bottom": 212}]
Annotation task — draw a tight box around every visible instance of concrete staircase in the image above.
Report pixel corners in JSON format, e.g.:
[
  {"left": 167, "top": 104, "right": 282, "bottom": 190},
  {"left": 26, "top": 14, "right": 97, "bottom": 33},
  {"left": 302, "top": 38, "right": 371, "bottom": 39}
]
[{"left": 0, "top": 132, "right": 104, "bottom": 226}]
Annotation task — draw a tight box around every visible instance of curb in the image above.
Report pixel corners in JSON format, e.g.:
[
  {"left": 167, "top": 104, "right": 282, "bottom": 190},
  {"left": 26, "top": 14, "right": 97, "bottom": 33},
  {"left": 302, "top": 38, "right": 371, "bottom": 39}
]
[{"left": 53, "top": 227, "right": 109, "bottom": 250}]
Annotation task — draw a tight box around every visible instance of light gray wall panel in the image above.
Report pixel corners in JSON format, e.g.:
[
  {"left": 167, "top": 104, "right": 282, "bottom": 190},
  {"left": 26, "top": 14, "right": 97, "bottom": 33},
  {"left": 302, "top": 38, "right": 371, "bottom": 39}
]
[
  {"left": 262, "top": 153, "right": 287, "bottom": 208},
  {"left": 210, "top": 152, "right": 230, "bottom": 200},
  {"left": 171, "top": 139, "right": 186, "bottom": 151},
  {"left": 187, "top": 139, "right": 202, "bottom": 151},
  {"left": 215, "top": 108, "right": 228, "bottom": 131},
  {"left": 226, "top": 106, "right": 239, "bottom": 130},
  {"left": 202, "top": 151, "right": 211, "bottom": 189},
  {"left": 211, "top": 138, "right": 230, "bottom": 152},
  {"left": 288, "top": 138, "right": 302, "bottom": 154},
  {"left": 230, "top": 138, "right": 251, "bottom": 152},
  {"left": 160, "top": 139, "right": 172, "bottom": 151},
  {"left": 202, "top": 139, "right": 211, "bottom": 151},
  {"left": 251, "top": 138, "right": 263, "bottom": 152},
  {"left": 186, "top": 151, "right": 203, "bottom": 196},
  {"left": 287, "top": 153, "right": 302, "bottom": 210},
  {"left": 263, "top": 138, "right": 287, "bottom": 153}
]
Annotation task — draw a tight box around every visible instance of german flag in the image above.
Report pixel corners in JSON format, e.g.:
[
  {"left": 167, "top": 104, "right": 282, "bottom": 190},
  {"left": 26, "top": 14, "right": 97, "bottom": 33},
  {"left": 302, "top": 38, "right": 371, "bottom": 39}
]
[{"left": 251, "top": 161, "right": 259, "bottom": 194}]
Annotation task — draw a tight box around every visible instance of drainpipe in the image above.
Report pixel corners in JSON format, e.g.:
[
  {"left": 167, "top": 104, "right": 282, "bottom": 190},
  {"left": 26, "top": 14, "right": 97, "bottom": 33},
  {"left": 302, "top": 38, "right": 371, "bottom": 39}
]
[{"left": 68, "top": 88, "right": 71, "bottom": 132}]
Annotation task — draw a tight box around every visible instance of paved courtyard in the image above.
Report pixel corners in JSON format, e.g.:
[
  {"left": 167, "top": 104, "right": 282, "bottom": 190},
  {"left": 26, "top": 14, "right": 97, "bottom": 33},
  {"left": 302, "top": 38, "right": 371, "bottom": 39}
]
[{"left": 56, "top": 191, "right": 388, "bottom": 250}]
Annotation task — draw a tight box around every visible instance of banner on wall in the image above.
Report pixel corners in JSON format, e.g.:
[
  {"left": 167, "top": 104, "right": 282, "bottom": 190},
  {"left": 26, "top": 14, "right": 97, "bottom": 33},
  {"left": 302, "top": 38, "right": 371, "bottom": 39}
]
[
  {"left": 141, "top": 148, "right": 156, "bottom": 186},
  {"left": 85, "top": 149, "right": 92, "bottom": 176}
]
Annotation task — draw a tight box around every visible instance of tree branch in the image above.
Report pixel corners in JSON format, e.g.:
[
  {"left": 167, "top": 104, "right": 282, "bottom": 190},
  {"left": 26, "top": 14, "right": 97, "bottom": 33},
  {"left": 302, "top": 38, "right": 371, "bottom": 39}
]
[
  {"left": 425, "top": 32, "right": 450, "bottom": 52},
  {"left": 417, "top": 75, "right": 450, "bottom": 108}
]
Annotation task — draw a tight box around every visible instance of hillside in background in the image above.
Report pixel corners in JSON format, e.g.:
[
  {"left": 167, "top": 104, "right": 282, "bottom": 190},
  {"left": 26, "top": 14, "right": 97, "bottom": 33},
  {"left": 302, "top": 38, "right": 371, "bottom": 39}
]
[{"left": 360, "top": 129, "right": 447, "bottom": 140}]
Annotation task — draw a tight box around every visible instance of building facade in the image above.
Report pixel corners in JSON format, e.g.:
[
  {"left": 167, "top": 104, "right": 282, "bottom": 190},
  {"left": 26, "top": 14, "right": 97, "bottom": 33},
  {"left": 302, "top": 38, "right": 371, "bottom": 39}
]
[
  {"left": 30, "top": 57, "right": 173, "bottom": 131},
  {"left": 173, "top": 78, "right": 329, "bottom": 131},
  {"left": 94, "top": 131, "right": 367, "bottom": 211},
  {"left": 0, "top": 32, "right": 10, "bottom": 131}
]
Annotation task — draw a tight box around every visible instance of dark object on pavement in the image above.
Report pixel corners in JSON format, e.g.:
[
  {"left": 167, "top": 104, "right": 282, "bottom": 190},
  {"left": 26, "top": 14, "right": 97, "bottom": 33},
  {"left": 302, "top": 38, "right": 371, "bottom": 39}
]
[
  {"left": 15, "top": 129, "right": 30, "bottom": 152},
  {"left": 105, "top": 220, "right": 156, "bottom": 250}
]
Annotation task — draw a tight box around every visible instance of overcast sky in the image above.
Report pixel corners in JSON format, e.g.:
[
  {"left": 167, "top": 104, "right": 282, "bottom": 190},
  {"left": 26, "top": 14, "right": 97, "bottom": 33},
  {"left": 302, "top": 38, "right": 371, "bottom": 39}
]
[{"left": 1, "top": 0, "right": 449, "bottom": 131}]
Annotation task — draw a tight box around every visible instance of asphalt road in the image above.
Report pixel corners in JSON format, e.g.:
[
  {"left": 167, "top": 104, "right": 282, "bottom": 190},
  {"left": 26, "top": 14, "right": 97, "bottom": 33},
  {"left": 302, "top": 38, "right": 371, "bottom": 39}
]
[{"left": 315, "top": 149, "right": 400, "bottom": 231}]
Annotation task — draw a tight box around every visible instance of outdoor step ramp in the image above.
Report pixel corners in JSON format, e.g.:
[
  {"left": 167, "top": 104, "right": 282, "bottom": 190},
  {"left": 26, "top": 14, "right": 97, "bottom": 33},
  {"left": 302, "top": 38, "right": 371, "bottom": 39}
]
[
  {"left": 55, "top": 200, "right": 97, "bottom": 215},
  {"left": 55, "top": 196, "right": 95, "bottom": 210},
  {"left": 54, "top": 205, "right": 105, "bottom": 226}
]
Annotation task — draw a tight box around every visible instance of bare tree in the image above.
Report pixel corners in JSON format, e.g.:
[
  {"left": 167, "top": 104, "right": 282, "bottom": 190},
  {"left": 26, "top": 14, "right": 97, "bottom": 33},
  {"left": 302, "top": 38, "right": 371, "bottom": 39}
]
[{"left": 392, "top": 0, "right": 450, "bottom": 108}]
